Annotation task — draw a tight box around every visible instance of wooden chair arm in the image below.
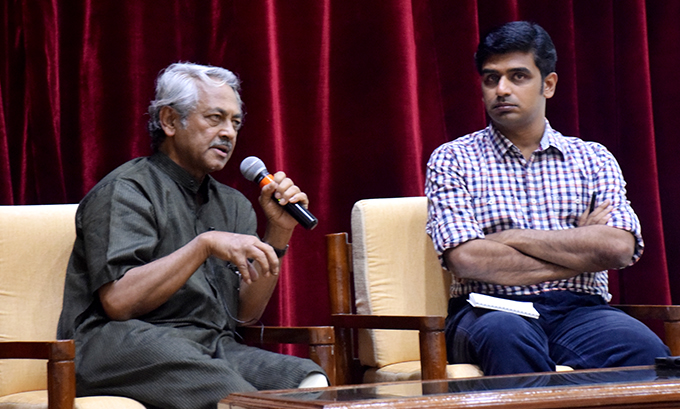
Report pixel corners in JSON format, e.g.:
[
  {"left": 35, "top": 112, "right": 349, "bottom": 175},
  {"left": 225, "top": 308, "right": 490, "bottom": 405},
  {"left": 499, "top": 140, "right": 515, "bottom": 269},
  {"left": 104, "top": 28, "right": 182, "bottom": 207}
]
[
  {"left": 239, "top": 326, "right": 336, "bottom": 385},
  {"left": 239, "top": 325, "right": 334, "bottom": 345},
  {"left": 0, "top": 340, "right": 75, "bottom": 409},
  {"left": 332, "top": 313, "right": 444, "bottom": 331},
  {"left": 331, "top": 314, "right": 446, "bottom": 381},
  {"left": 0, "top": 340, "right": 75, "bottom": 360},
  {"left": 613, "top": 305, "right": 680, "bottom": 356},
  {"left": 612, "top": 305, "right": 680, "bottom": 322}
]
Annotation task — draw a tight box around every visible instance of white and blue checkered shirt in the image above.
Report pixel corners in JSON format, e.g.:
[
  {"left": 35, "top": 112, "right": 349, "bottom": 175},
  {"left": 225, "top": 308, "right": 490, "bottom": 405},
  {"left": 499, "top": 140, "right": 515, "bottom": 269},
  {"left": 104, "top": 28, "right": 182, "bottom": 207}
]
[{"left": 425, "top": 121, "right": 643, "bottom": 302}]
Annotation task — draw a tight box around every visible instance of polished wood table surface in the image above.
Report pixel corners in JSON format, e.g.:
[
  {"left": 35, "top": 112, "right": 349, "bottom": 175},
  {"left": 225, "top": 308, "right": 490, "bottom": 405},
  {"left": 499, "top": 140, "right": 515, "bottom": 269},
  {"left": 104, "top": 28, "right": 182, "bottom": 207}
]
[{"left": 219, "top": 365, "right": 680, "bottom": 408}]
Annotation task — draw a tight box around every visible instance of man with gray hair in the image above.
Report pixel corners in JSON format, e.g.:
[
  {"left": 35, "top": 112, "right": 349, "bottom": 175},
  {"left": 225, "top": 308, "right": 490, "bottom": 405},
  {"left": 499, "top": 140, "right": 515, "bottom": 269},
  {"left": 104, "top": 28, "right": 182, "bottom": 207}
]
[{"left": 58, "top": 62, "right": 327, "bottom": 409}]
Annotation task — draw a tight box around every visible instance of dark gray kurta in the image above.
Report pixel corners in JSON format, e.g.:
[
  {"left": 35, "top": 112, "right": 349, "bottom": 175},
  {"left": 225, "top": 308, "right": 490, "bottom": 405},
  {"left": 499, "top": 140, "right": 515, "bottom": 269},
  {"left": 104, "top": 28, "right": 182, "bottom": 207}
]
[{"left": 57, "top": 152, "right": 323, "bottom": 409}]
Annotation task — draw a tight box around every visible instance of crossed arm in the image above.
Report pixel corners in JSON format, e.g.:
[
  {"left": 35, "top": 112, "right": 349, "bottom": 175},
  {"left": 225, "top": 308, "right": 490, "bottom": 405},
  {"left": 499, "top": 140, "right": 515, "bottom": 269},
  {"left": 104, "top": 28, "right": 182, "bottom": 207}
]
[{"left": 444, "top": 200, "right": 637, "bottom": 286}]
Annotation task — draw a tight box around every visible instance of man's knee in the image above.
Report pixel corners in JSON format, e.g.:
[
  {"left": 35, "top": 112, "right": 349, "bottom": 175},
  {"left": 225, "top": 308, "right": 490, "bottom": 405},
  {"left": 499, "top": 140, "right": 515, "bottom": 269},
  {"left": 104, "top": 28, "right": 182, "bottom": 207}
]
[
  {"left": 456, "top": 312, "right": 553, "bottom": 374},
  {"left": 471, "top": 312, "right": 539, "bottom": 346},
  {"left": 552, "top": 308, "right": 670, "bottom": 368},
  {"left": 607, "top": 323, "right": 670, "bottom": 365},
  {"left": 449, "top": 311, "right": 546, "bottom": 360}
]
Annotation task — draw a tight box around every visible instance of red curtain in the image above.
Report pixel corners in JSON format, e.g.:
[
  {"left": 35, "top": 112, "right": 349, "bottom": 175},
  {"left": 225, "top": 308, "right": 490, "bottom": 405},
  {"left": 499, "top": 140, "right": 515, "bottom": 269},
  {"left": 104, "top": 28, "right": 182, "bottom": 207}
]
[{"left": 2, "top": 0, "right": 679, "bottom": 354}]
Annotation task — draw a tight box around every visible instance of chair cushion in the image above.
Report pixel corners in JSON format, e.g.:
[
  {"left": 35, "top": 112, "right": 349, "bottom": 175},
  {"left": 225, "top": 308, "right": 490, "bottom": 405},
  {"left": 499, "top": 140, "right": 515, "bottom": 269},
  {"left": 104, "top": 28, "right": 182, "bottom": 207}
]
[
  {"left": 0, "top": 391, "right": 146, "bottom": 409},
  {"left": 364, "top": 361, "right": 573, "bottom": 383},
  {"left": 351, "top": 197, "right": 451, "bottom": 369},
  {"left": 364, "top": 362, "right": 484, "bottom": 383},
  {"left": 0, "top": 205, "right": 78, "bottom": 396}
]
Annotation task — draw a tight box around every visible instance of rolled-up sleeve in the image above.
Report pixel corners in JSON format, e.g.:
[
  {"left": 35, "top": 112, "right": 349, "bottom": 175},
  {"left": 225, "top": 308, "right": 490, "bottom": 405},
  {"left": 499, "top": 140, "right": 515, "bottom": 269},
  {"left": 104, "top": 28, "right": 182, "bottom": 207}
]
[
  {"left": 425, "top": 142, "right": 484, "bottom": 268},
  {"left": 593, "top": 146, "right": 644, "bottom": 266}
]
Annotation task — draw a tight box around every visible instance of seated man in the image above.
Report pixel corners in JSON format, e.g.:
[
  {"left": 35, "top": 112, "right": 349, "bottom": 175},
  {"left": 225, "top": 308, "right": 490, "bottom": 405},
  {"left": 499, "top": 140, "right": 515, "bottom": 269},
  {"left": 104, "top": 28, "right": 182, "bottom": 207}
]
[
  {"left": 57, "top": 62, "right": 327, "bottom": 409},
  {"left": 425, "top": 21, "right": 670, "bottom": 375}
]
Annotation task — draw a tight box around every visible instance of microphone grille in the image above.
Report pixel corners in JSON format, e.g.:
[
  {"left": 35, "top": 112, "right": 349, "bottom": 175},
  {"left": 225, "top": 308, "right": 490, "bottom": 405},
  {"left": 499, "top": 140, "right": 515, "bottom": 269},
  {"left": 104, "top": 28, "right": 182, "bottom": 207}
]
[{"left": 240, "top": 156, "right": 268, "bottom": 182}]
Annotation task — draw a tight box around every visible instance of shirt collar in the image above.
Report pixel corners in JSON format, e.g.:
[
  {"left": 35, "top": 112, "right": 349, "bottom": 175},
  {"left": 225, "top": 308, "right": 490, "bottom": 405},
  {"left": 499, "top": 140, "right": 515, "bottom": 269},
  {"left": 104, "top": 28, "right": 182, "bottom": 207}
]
[
  {"left": 487, "top": 119, "right": 566, "bottom": 159},
  {"left": 149, "top": 151, "right": 212, "bottom": 195}
]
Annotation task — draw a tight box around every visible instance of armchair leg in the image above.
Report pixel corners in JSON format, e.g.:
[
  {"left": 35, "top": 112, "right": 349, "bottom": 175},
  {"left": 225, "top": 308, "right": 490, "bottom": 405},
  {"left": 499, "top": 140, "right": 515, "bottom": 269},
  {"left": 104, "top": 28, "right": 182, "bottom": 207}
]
[
  {"left": 48, "top": 359, "right": 75, "bottom": 409},
  {"left": 47, "top": 340, "right": 76, "bottom": 409},
  {"left": 333, "top": 326, "right": 356, "bottom": 385},
  {"left": 665, "top": 320, "right": 680, "bottom": 356},
  {"left": 310, "top": 344, "right": 336, "bottom": 386},
  {"left": 418, "top": 322, "right": 447, "bottom": 380}
]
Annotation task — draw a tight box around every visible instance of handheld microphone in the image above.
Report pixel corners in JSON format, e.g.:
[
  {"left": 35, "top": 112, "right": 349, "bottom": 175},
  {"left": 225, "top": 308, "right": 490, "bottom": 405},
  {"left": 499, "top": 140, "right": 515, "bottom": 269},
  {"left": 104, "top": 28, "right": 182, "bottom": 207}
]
[{"left": 240, "top": 156, "right": 318, "bottom": 230}]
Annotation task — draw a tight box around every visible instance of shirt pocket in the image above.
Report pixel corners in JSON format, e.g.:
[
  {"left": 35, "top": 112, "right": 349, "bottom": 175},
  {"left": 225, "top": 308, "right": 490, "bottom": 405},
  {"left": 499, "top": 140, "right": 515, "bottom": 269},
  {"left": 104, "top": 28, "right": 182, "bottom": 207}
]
[
  {"left": 473, "top": 192, "right": 521, "bottom": 234},
  {"left": 548, "top": 193, "right": 584, "bottom": 228}
]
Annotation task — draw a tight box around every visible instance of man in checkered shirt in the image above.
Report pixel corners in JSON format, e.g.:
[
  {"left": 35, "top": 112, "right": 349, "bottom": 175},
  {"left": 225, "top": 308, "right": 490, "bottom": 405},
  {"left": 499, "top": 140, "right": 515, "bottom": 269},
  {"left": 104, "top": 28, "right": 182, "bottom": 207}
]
[{"left": 425, "top": 21, "right": 669, "bottom": 375}]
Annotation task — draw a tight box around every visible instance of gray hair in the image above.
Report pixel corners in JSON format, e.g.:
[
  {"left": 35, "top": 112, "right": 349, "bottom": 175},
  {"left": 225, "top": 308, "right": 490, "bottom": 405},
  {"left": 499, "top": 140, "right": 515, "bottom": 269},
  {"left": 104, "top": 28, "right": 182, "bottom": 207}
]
[{"left": 147, "top": 62, "right": 243, "bottom": 152}]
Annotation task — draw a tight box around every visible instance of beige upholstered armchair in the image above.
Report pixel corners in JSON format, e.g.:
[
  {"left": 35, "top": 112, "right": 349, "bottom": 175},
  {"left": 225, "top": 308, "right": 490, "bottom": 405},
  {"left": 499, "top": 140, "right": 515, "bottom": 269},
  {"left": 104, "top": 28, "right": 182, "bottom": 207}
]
[
  {"left": 0, "top": 204, "right": 145, "bottom": 408},
  {"left": 0, "top": 204, "right": 335, "bottom": 409},
  {"left": 327, "top": 197, "right": 680, "bottom": 385}
]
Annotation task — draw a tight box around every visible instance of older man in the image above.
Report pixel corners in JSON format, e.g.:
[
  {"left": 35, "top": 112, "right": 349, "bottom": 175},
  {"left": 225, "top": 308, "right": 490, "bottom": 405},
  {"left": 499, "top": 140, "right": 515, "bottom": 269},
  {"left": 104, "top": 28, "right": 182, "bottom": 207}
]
[{"left": 58, "top": 62, "right": 326, "bottom": 409}]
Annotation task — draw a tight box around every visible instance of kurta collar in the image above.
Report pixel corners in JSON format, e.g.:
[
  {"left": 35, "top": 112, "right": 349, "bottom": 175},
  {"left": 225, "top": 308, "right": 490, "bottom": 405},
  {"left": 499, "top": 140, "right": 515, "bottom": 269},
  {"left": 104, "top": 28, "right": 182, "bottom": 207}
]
[{"left": 149, "top": 152, "right": 212, "bottom": 195}]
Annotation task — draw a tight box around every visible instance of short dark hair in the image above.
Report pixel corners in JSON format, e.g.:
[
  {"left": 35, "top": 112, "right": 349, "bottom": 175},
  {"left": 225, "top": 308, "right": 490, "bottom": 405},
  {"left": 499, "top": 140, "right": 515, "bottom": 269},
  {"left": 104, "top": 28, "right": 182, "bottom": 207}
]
[{"left": 475, "top": 21, "right": 557, "bottom": 79}]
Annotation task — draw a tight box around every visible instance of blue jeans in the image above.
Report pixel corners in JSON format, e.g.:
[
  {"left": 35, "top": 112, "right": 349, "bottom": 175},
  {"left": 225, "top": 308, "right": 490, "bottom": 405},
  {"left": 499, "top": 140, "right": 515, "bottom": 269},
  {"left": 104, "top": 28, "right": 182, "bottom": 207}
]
[{"left": 445, "top": 291, "right": 670, "bottom": 375}]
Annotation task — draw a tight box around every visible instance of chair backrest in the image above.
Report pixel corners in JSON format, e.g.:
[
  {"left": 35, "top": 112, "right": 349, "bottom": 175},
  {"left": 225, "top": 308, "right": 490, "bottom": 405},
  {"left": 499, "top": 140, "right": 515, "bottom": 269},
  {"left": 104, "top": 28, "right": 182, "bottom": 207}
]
[
  {"left": 351, "top": 197, "right": 451, "bottom": 369},
  {"left": 0, "top": 204, "right": 78, "bottom": 396}
]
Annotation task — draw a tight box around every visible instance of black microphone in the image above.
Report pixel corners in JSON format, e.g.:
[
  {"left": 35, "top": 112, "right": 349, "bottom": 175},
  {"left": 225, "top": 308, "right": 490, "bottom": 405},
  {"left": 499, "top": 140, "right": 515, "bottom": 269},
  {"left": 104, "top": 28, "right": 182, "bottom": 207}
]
[{"left": 240, "top": 156, "right": 318, "bottom": 230}]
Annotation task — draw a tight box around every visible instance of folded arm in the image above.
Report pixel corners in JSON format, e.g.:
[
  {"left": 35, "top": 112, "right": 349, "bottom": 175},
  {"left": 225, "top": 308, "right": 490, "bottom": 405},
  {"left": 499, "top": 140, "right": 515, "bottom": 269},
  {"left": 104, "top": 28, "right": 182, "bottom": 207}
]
[
  {"left": 485, "top": 224, "right": 635, "bottom": 273},
  {"left": 444, "top": 238, "right": 580, "bottom": 286},
  {"left": 444, "top": 200, "right": 636, "bottom": 286}
]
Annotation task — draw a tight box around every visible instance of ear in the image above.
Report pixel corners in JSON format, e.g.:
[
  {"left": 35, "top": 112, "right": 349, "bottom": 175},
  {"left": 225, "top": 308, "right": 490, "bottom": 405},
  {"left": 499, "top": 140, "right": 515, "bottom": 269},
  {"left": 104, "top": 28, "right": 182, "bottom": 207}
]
[
  {"left": 159, "top": 106, "right": 179, "bottom": 137},
  {"left": 543, "top": 72, "right": 558, "bottom": 99}
]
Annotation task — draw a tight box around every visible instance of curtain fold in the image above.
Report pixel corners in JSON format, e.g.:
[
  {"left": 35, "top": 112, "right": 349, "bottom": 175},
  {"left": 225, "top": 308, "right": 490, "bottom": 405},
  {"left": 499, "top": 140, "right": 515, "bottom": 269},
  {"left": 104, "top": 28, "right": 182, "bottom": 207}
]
[{"left": 1, "top": 0, "right": 677, "bottom": 354}]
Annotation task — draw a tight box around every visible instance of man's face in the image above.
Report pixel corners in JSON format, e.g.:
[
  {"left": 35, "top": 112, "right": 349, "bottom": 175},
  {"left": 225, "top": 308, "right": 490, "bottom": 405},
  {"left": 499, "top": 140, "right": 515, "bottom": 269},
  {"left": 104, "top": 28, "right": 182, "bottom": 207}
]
[
  {"left": 480, "top": 51, "right": 556, "bottom": 135},
  {"left": 166, "top": 83, "right": 243, "bottom": 180}
]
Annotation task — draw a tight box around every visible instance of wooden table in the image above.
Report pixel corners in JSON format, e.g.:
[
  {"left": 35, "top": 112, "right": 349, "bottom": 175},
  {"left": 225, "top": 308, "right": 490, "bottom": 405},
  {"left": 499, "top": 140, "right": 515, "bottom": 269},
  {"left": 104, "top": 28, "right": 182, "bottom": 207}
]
[{"left": 220, "top": 365, "right": 680, "bottom": 408}]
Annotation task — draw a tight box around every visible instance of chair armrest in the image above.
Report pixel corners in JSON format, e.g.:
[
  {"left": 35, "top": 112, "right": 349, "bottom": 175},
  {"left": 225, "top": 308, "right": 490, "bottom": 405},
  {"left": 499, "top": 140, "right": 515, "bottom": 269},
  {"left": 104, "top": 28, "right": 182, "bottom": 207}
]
[
  {"left": 239, "top": 325, "right": 334, "bottom": 345},
  {"left": 332, "top": 313, "right": 444, "bottom": 331},
  {"left": 331, "top": 314, "right": 446, "bottom": 381},
  {"left": 612, "top": 305, "right": 680, "bottom": 322},
  {"left": 239, "top": 326, "right": 336, "bottom": 385},
  {"left": 613, "top": 305, "right": 680, "bottom": 356},
  {"left": 0, "top": 340, "right": 74, "bottom": 360},
  {"left": 0, "top": 340, "right": 75, "bottom": 409}
]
